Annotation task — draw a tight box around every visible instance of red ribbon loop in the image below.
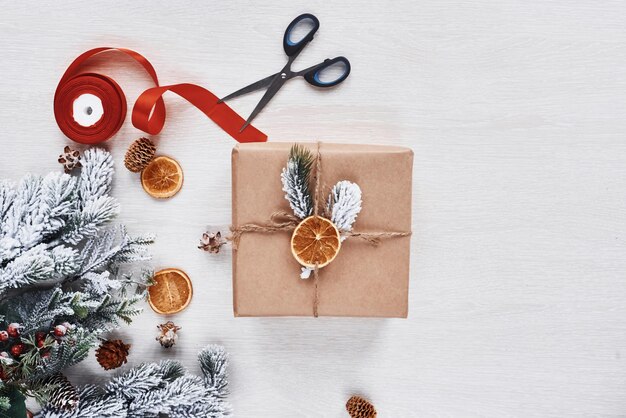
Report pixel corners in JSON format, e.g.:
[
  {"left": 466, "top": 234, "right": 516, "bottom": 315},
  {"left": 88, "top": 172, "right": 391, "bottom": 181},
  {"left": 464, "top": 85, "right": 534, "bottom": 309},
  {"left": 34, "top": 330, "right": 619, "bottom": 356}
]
[{"left": 132, "top": 83, "right": 267, "bottom": 143}]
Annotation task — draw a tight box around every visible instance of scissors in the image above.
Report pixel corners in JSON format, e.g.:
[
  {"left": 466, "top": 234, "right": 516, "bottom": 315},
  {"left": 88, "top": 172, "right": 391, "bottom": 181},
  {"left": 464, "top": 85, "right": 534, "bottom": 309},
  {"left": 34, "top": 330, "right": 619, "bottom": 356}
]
[{"left": 218, "top": 13, "right": 351, "bottom": 132}]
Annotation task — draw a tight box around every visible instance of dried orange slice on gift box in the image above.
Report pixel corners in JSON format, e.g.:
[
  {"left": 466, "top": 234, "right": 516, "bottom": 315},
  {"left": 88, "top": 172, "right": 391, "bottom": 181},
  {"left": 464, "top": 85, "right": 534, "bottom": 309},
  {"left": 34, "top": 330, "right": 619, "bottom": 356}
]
[
  {"left": 148, "top": 268, "right": 193, "bottom": 314},
  {"left": 291, "top": 216, "right": 341, "bottom": 268},
  {"left": 140, "top": 156, "right": 183, "bottom": 199}
]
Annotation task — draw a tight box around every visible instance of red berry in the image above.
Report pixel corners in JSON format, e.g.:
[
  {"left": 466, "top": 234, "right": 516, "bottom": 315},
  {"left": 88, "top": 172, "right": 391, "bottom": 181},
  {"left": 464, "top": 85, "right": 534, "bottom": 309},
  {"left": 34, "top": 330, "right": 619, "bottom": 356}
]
[
  {"left": 36, "top": 332, "right": 46, "bottom": 347},
  {"left": 10, "top": 343, "right": 24, "bottom": 357},
  {"left": 7, "top": 323, "right": 21, "bottom": 338},
  {"left": 0, "top": 331, "right": 8, "bottom": 342},
  {"left": 52, "top": 325, "right": 67, "bottom": 337},
  {"left": 41, "top": 351, "right": 50, "bottom": 360}
]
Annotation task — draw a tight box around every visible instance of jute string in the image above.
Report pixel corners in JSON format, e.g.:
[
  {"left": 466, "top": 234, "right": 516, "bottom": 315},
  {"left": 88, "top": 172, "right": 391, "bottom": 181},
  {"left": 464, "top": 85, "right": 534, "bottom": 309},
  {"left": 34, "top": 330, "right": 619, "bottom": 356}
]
[
  {"left": 229, "top": 142, "right": 411, "bottom": 317},
  {"left": 312, "top": 142, "right": 322, "bottom": 317}
]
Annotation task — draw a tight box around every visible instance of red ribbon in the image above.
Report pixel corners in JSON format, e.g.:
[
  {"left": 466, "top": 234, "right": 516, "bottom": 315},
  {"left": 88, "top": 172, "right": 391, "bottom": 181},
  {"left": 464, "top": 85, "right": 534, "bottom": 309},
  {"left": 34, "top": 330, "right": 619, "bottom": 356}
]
[
  {"left": 132, "top": 84, "right": 266, "bottom": 143},
  {"left": 54, "top": 47, "right": 267, "bottom": 144}
]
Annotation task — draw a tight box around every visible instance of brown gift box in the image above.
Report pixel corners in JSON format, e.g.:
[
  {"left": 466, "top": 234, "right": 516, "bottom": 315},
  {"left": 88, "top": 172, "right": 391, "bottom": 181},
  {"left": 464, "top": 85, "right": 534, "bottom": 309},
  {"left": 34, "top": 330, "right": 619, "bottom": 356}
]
[{"left": 231, "top": 142, "right": 413, "bottom": 317}]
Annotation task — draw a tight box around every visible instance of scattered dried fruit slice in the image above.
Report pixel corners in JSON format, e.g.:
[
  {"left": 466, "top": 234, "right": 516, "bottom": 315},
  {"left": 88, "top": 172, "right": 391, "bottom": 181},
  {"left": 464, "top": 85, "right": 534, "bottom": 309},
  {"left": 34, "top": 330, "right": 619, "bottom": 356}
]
[
  {"left": 148, "top": 268, "right": 193, "bottom": 314},
  {"left": 140, "top": 156, "right": 183, "bottom": 198},
  {"left": 290, "top": 216, "right": 341, "bottom": 268}
]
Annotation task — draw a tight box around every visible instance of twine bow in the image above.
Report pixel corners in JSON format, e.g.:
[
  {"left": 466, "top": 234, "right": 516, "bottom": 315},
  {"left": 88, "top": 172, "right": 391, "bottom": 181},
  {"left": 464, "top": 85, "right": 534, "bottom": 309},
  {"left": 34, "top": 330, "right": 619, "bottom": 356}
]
[{"left": 229, "top": 142, "right": 411, "bottom": 317}]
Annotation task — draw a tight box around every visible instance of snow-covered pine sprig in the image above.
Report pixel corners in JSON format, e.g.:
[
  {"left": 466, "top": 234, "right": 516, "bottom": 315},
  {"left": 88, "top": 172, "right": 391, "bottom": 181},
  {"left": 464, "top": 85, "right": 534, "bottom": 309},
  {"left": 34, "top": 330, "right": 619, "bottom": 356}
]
[
  {"left": 281, "top": 144, "right": 314, "bottom": 219},
  {"left": 35, "top": 345, "right": 231, "bottom": 418},
  {"left": 327, "top": 180, "right": 362, "bottom": 233}
]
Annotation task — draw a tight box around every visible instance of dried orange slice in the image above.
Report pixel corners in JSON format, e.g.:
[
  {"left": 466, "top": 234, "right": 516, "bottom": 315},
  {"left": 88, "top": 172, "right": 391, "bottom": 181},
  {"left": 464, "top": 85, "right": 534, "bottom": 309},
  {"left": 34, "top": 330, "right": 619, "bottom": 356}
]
[
  {"left": 291, "top": 216, "right": 341, "bottom": 268},
  {"left": 148, "top": 268, "right": 193, "bottom": 314},
  {"left": 140, "top": 156, "right": 183, "bottom": 199}
]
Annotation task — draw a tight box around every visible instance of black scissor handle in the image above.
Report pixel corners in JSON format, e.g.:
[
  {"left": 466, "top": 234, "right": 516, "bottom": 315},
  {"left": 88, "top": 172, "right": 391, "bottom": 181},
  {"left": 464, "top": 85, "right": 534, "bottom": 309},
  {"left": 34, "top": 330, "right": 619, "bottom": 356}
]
[
  {"left": 303, "top": 56, "right": 351, "bottom": 88},
  {"left": 283, "top": 13, "right": 320, "bottom": 57}
]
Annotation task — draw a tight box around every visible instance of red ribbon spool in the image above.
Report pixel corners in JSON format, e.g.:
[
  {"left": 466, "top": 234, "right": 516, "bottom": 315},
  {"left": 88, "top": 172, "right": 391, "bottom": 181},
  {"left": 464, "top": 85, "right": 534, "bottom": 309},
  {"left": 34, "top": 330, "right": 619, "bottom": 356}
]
[
  {"left": 54, "top": 47, "right": 267, "bottom": 144},
  {"left": 54, "top": 73, "right": 126, "bottom": 144},
  {"left": 54, "top": 47, "right": 164, "bottom": 145}
]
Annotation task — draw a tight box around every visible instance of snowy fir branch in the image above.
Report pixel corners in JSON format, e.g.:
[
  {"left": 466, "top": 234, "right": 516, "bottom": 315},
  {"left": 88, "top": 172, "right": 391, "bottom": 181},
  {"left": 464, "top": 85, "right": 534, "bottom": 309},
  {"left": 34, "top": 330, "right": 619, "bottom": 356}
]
[
  {"left": 0, "top": 148, "right": 154, "bottom": 413},
  {"left": 327, "top": 180, "right": 362, "bottom": 233},
  {"left": 281, "top": 144, "right": 314, "bottom": 219},
  {"left": 35, "top": 345, "right": 231, "bottom": 418},
  {"left": 199, "top": 344, "right": 229, "bottom": 399}
]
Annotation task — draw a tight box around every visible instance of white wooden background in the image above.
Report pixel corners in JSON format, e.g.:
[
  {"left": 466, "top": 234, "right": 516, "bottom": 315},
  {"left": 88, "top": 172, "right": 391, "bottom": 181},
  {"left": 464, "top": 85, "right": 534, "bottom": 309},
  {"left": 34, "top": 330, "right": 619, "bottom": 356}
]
[{"left": 1, "top": 1, "right": 626, "bottom": 416}]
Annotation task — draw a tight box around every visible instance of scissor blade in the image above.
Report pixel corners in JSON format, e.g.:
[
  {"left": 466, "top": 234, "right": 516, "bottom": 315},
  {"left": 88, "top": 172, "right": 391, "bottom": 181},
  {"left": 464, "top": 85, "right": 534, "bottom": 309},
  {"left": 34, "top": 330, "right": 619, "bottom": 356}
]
[
  {"left": 218, "top": 73, "right": 278, "bottom": 103},
  {"left": 240, "top": 75, "right": 287, "bottom": 132}
]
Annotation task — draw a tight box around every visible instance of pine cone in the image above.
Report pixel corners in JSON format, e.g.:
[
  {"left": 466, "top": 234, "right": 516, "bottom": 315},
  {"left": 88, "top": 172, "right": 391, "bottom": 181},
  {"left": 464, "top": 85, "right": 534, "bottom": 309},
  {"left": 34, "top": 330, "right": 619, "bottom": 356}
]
[
  {"left": 41, "top": 373, "right": 79, "bottom": 411},
  {"left": 156, "top": 321, "right": 182, "bottom": 348},
  {"left": 95, "top": 339, "right": 130, "bottom": 370},
  {"left": 346, "top": 395, "right": 377, "bottom": 418},
  {"left": 198, "top": 231, "right": 227, "bottom": 254},
  {"left": 58, "top": 146, "right": 82, "bottom": 174},
  {"left": 124, "top": 137, "right": 156, "bottom": 172}
]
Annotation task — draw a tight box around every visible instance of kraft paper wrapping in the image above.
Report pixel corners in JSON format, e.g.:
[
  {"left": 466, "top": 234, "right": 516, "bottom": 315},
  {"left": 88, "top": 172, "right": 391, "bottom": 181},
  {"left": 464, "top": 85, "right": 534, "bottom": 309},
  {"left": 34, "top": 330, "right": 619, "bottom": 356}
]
[{"left": 231, "top": 142, "right": 413, "bottom": 317}]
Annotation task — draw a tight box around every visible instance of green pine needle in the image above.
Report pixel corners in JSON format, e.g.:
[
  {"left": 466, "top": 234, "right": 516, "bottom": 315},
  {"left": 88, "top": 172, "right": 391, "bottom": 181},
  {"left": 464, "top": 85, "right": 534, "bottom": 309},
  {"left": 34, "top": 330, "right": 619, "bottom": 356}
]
[{"left": 289, "top": 144, "right": 314, "bottom": 190}]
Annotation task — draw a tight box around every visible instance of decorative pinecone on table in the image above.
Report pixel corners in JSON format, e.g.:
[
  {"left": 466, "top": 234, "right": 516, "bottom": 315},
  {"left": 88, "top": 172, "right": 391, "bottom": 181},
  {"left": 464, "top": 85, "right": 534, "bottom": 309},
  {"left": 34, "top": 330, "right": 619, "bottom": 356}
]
[
  {"left": 346, "top": 395, "right": 377, "bottom": 418},
  {"left": 41, "top": 373, "right": 79, "bottom": 411},
  {"left": 95, "top": 339, "right": 131, "bottom": 370},
  {"left": 58, "top": 146, "right": 82, "bottom": 174},
  {"left": 156, "top": 321, "right": 182, "bottom": 348},
  {"left": 124, "top": 137, "right": 156, "bottom": 172},
  {"left": 199, "top": 231, "right": 227, "bottom": 253}
]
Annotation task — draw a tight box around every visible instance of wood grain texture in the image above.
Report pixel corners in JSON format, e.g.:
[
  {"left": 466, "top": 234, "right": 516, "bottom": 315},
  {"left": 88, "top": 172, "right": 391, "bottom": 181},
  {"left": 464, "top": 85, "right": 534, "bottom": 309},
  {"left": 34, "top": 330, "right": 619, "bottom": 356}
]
[{"left": 2, "top": 1, "right": 626, "bottom": 416}]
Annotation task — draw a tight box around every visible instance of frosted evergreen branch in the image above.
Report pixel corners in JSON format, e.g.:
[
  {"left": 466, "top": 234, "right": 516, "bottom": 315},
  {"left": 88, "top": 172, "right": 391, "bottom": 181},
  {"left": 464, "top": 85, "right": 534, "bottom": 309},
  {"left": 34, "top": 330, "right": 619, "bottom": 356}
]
[
  {"left": 327, "top": 180, "right": 362, "bottom": 233},
  {"left": 0, "top": 245, "right": 56, "bottom": 292},
  {"left": 281, "top": 144, "right": 314, "bottom": 219},
  {"left": 61, "top": 196, "right": 120, "bottom": 245},
  {"left": 0, "top": 244, "right": 80, "bottom": 294},
  {"left": 82, "top": 272, "right": 121, "bottom": 296},
  {"left": 106, "top": 361, "right": 180, "bottom": 400},
  {"left": 199, "top": 344, "right": 229, "bottom": 398},
  {"left": 78, "top": 148, "right": 114, "bottom": 204},
  {"left": 78, "top": 226, "right": 153, "bottom": 276},
  {"left": 36, "top": 173, "right": 78, "bottom": 239},
  {"left": 0, "top": 174, "right": 43, "bottom": 262},
  {"left": 0, "top": 180, "right": 16, "bottom": 231},
  {"left": 37, "top": 346, "right": 231, "bottom": 417}
]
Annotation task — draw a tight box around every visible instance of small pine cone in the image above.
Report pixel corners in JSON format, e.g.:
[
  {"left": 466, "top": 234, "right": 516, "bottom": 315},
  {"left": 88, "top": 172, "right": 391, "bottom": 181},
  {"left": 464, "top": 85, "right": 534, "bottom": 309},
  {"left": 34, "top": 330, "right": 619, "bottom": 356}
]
[
  {"left": 58, "top": 146, "right": 82, "bottom": 174},
  {"left": 156, "top": 321, "right": 181, "bottom": 348},
  {"left": 41, "top": 373, "right": 79, "bottom": 411},
  {"left": 95, "top": 339, "right": 130, "bottom": 370},
  {"left": 124, "top": 137, "right": 156, "bottom": 172},
  {"left": 346, "top": 395, "right": 377, "bottom": 418},
  {"left": 198, "top": 231, "right": 227, "bottom": 254}
]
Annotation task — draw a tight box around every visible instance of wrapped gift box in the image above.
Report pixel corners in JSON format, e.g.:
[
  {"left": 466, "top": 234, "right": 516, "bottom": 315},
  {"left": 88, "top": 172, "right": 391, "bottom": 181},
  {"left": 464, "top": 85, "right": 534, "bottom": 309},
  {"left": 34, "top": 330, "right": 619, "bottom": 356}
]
[{"left": 231, "top": 142, "right": 413, "bottom": 317}]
